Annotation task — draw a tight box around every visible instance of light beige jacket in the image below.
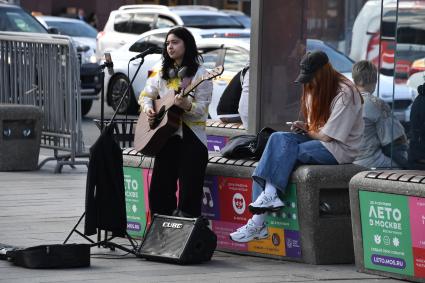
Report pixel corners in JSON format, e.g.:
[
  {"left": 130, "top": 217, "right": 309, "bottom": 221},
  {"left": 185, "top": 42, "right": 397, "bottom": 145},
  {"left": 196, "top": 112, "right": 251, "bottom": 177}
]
[{"left": 138, "top": 65, "right": 213, "bottom": 146}]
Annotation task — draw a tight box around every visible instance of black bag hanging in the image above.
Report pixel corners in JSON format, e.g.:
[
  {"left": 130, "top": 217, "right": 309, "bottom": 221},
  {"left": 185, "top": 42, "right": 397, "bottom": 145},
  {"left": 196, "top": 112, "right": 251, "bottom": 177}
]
[
  {"left": 220, "top": 127, "right": 276, "bottom": 160},
  {"left": 220, "top": 134, "right": 256, "bottom": 159},
  {"left": 248, "top": 127, "right": 276, "bottom": 159}
]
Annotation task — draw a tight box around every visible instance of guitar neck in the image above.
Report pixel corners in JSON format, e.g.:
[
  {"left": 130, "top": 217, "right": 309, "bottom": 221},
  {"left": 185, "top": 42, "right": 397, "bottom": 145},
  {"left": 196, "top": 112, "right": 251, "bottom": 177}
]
[
  {"left": 181, "top": 77, "right": 204, "bottom": 98},
  {"left": 180, "top": 65, "right": 223, "bottom": 97}
]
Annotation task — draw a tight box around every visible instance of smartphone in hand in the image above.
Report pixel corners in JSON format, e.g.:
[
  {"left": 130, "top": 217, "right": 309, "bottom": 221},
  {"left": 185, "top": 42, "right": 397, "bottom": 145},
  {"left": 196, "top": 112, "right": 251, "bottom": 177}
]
[{"left": 287, "top": 121, "right": 307, "bottom": 133}]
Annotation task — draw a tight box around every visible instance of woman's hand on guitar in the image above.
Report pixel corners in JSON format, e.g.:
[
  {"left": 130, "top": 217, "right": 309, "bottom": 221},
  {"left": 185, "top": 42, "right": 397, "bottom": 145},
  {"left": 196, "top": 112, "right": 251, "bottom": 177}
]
[
  {"left": 174, "top": 94, "right": 192, "bottom": 111},
  {"left": 145, "top": 108, "right": 156, "bottom": 121}
]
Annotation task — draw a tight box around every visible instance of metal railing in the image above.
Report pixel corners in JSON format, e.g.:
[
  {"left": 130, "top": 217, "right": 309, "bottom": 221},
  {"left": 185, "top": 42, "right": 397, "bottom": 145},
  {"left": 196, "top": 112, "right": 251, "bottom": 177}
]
[{"left": 0, "top": 32, "right": 87, "bottom": 172}]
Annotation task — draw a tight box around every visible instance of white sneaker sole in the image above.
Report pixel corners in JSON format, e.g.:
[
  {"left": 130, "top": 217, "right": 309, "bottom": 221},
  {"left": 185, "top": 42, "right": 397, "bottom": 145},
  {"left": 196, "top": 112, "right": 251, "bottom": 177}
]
[{"left": 229, "top": 233, "right": 269, "bottom": 243}]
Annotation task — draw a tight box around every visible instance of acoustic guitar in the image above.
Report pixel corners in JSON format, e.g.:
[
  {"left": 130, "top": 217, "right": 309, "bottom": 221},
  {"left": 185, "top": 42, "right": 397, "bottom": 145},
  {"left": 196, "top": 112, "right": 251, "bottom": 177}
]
[{"left": 134, "top": 66, "right": 224, "bottom": 156}]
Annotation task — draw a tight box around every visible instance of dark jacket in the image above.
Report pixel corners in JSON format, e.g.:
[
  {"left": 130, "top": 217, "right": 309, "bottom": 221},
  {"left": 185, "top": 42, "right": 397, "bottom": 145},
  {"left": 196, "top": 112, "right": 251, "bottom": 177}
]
[
  {"left": 84, "top": 126, "right": 127, "bottom": 236},
  {"left": 408, "top": 86, "right": 425, "bottom": 168},
  {"left": 216, "top": 66, "right": 249, "bottom": 118}
]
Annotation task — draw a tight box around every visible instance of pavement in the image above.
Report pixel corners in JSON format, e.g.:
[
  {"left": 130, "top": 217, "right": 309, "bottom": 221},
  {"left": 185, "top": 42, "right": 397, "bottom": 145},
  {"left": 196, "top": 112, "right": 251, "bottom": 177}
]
[{"left": 0, "top": 154, "right": 404, "bottom": 283}]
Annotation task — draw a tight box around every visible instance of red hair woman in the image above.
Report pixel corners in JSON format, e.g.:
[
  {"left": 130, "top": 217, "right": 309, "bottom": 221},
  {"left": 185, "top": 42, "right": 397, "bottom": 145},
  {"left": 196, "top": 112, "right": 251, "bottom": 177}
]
[{"left": 230, "top": 50, "right": 364, "bottom": 243}]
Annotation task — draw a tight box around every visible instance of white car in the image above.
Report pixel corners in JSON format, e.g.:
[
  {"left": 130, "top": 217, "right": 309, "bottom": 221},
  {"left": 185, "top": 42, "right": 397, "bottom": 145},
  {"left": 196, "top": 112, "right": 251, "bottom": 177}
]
[
  {"left": 96, "top": 4, "right": 246, "bottom": 59},
  {"left": 350, "top": 0, "right": 425, "bottom": 81},
  {"left": 221, "top": 10, "right": 251, "bottom": 29},
  {"left": 103, "top": 27, "right": 250, "bottom": 114},
  {"left": 105, "top": 33, "right": 414, "bottom": 123},
  {"left": 203, "top": 38, "right": 415, "bottom": 122}
]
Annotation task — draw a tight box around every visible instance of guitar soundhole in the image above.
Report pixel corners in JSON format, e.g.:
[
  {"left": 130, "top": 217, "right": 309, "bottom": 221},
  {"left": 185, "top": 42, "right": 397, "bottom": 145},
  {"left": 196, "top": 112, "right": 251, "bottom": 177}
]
[{"left": 149, "top": 105, "right": 166, "bottom": 129}]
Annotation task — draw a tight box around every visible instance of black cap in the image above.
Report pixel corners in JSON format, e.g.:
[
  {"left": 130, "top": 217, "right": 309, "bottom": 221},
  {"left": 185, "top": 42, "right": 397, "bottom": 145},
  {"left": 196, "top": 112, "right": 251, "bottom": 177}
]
[{"left": 294, "top": 50, "right": 329, "bottom": 84}]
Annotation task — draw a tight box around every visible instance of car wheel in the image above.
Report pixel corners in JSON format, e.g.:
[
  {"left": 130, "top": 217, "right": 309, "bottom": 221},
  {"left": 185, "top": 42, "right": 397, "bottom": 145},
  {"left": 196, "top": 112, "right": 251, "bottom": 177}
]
[
  {"left": 81, "top": 100, "right": 93, "bottom": 116},
  {"left": 109, "top": 74, "right": 138, "bottom": 114}
]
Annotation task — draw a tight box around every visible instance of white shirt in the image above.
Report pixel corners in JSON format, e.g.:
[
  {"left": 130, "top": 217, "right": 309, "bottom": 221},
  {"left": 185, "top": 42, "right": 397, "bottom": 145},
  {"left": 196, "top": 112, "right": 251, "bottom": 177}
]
[{"left": 238, "top": 69, "right": 250, "bottom": 129}]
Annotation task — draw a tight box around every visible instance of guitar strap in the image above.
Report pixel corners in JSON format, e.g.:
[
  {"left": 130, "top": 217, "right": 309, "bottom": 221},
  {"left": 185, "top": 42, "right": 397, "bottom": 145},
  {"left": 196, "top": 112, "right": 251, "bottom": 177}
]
[{"left": 181, "top": 77, "right": 193, "bottom": 94}]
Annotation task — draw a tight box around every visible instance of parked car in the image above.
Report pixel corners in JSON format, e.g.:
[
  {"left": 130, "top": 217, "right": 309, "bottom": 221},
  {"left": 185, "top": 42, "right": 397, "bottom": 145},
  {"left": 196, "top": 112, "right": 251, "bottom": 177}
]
[
  {"left": 103, "top": 27, "right": 250, "bottom": 114},
  {"left": 96, "top": 4, "right": 246, "bottom": 59},
  {"left": 0, "top": 3, "right": 52, "bottom": 33},
  {"left": 221, "top": 10, "right": 251, "bottom": 29},
  {"left": 203, "top": 38, "right": 415, "bottom": 122},
  {"left": 37, "top": 16, "right": 101, "bottom": 116},
  {"left": 202, "top": 38, "right": 414, "bottom": 123},
  {"left": 350, "top": 0, "right": 425, "bottom": 82},
  {"left": 104, "top": 28, "right": 414, "bottom": 123}
]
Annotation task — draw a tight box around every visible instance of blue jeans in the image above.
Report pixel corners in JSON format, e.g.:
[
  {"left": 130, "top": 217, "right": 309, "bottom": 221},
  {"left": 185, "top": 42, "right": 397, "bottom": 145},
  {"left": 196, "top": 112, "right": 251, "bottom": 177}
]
[{"left": 252, "top": 132, "right": 337, "bottom": 200}]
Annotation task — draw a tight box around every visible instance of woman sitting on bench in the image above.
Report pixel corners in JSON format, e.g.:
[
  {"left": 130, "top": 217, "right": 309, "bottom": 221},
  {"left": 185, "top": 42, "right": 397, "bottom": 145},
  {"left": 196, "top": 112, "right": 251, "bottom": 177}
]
[{"left": 230, "top": 50, "right": 364, "bottom": 243}]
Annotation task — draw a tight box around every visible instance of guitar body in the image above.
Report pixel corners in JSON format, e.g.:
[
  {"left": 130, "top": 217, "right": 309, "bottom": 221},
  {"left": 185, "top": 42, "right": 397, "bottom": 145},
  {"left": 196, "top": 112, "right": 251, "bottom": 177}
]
[
  {"left": 134, "top": 94, "right": 183, "bottom": 156},
  {"left": 134, "top": 66, "right": 224, "bottom": 156}
]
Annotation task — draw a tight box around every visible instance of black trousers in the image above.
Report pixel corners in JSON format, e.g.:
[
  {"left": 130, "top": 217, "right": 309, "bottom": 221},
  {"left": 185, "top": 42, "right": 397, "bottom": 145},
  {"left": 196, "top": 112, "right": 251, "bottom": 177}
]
[{"left": 149, "top": 123, "right": 208, "bottom": 217}]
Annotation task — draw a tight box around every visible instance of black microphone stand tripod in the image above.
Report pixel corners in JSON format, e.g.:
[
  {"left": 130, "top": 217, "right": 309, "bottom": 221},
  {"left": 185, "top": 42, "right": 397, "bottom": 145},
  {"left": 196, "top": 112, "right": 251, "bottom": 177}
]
[{"left": 63, "top": 55, "right": 149, "bottom": 255}]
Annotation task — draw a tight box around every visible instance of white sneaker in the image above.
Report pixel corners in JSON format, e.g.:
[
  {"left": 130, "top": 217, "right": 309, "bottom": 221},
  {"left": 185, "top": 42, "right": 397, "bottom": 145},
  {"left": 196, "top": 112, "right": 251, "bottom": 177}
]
[
  {"left": 229, "top": 219, "right": 269, "bottom": 243},
  {"left": 249, "top": 191, "right": 285, "bottom": 214}
]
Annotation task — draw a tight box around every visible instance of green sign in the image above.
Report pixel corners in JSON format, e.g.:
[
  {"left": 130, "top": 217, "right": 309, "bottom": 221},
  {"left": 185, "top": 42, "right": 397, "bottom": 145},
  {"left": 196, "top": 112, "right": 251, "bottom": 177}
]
[
  {"left": 359, "top": 190, "right": 413, "bottom": 276},
  {"left": 123, "top": 167, "right": 147, "bottom": 239},
  {"left": 267, "top": 183, "right": 299, "bottom": 231}
]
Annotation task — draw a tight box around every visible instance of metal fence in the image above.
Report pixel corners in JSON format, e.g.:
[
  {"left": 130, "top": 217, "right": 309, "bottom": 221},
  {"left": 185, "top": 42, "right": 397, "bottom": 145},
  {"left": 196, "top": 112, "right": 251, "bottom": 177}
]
[{"left": 0, "top": 32, "right": 87, "bottom": 172}]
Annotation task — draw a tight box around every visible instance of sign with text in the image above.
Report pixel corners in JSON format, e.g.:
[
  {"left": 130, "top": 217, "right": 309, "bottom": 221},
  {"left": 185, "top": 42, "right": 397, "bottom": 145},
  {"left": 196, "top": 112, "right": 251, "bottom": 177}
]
[
  {"left": 218, "top": 176, "right": 252, "bottom": 224},
  {"left": 212, "top": 220, "right": 248, "bottom": 252},
  {"left": 207, "top": 135, "right": 228, "bottom": 153},
  {"left": 123, "top": 167, "right": 147, "bottom": 239},
  {"left": 202, "top": 176, "right": 220, "bottom": 220},
  {"left": 267, "top": 183, "right": 299, "bottom": 232},
  {"left": 409, "top": 197, "right": 425, "bottom": 277},
  {"left": 247, "top": 226, "right": 285, "bottom": 256},
  {"left": 359, "top": 191, "right": 425, "bottom": 278}
]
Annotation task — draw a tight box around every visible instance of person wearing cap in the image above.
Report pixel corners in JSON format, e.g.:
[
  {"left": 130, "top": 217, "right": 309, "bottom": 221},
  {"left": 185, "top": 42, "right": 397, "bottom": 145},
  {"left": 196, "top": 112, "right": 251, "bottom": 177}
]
[{"left": 230, "top": 50, "right": 364, "bottom": 243}]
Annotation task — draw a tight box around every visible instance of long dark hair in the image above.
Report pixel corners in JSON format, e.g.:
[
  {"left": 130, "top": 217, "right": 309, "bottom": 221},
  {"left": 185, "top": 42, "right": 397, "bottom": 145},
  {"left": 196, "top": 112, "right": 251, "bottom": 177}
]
[
  {"left": 161, "top": 27, "right": 202, "bottom": 80},
  {"left": 301, "top": 62, "right": 361, "bottom": 132}
]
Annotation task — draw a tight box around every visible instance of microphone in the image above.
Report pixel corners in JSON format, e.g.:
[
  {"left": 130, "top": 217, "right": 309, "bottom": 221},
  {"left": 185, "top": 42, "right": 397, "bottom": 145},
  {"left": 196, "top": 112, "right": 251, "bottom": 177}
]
[
  {"left": 104, "top": 52, "right": 114, "bottom": 76},
  {"left": 129, "top": 47, "right": 162, "bottom": 62}
]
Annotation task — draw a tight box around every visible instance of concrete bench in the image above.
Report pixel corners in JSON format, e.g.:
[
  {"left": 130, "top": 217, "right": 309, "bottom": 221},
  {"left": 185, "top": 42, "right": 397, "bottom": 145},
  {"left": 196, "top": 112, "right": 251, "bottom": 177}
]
[
  {"left": 206, "top": 120, "right": 246, "bottom": 153},
  {"left": 350, "top": 170, "right": 425, "bottom": 282},
  {"left": 121, "top": 148, "right": 365, "bottom": 264}
]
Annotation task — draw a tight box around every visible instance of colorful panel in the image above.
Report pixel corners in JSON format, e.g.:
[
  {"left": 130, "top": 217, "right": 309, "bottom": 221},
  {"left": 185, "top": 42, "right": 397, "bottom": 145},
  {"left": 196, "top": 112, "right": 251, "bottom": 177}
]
[
  {"left": 247, "top": 226, "right": 285, "bottom": 256},
  {"left": 123, "top": 167, "right": 147, "bottom": 239},
  {"left": 359, "top": 191, "right": 414, "bottom": 276},
  {"left": 212, "top": 220, "right": 248, "bottom": 252},
  {"left": 267, "top": 183, "right": 299, "bottom": 231},
  {"left": 284, "top": 230, "right": 302, "bottom": 258},
  {"left": 218, "top": 176, "right": 252, "bottom": 224},
  {"left": 207, "top": 135, "right": 228, "bottom": 153},
  {"left": 201, "top": 176, "right": 220, "bottom": 220}
]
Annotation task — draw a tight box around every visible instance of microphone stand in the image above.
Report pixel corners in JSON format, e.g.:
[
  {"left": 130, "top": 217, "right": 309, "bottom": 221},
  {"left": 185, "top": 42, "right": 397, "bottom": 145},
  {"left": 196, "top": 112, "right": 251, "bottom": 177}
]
[
  {"left": 94, "top": 55, "right": 148, "bottom": 253},
  {"left": 97, "top": 60, "right": 113, "bottom": 131},
  {"left": 63, "top": 57, "right": 147, "bottom": 255},
  {"left": 108, "top": 57, "right": 146, "bottom": 126}
]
